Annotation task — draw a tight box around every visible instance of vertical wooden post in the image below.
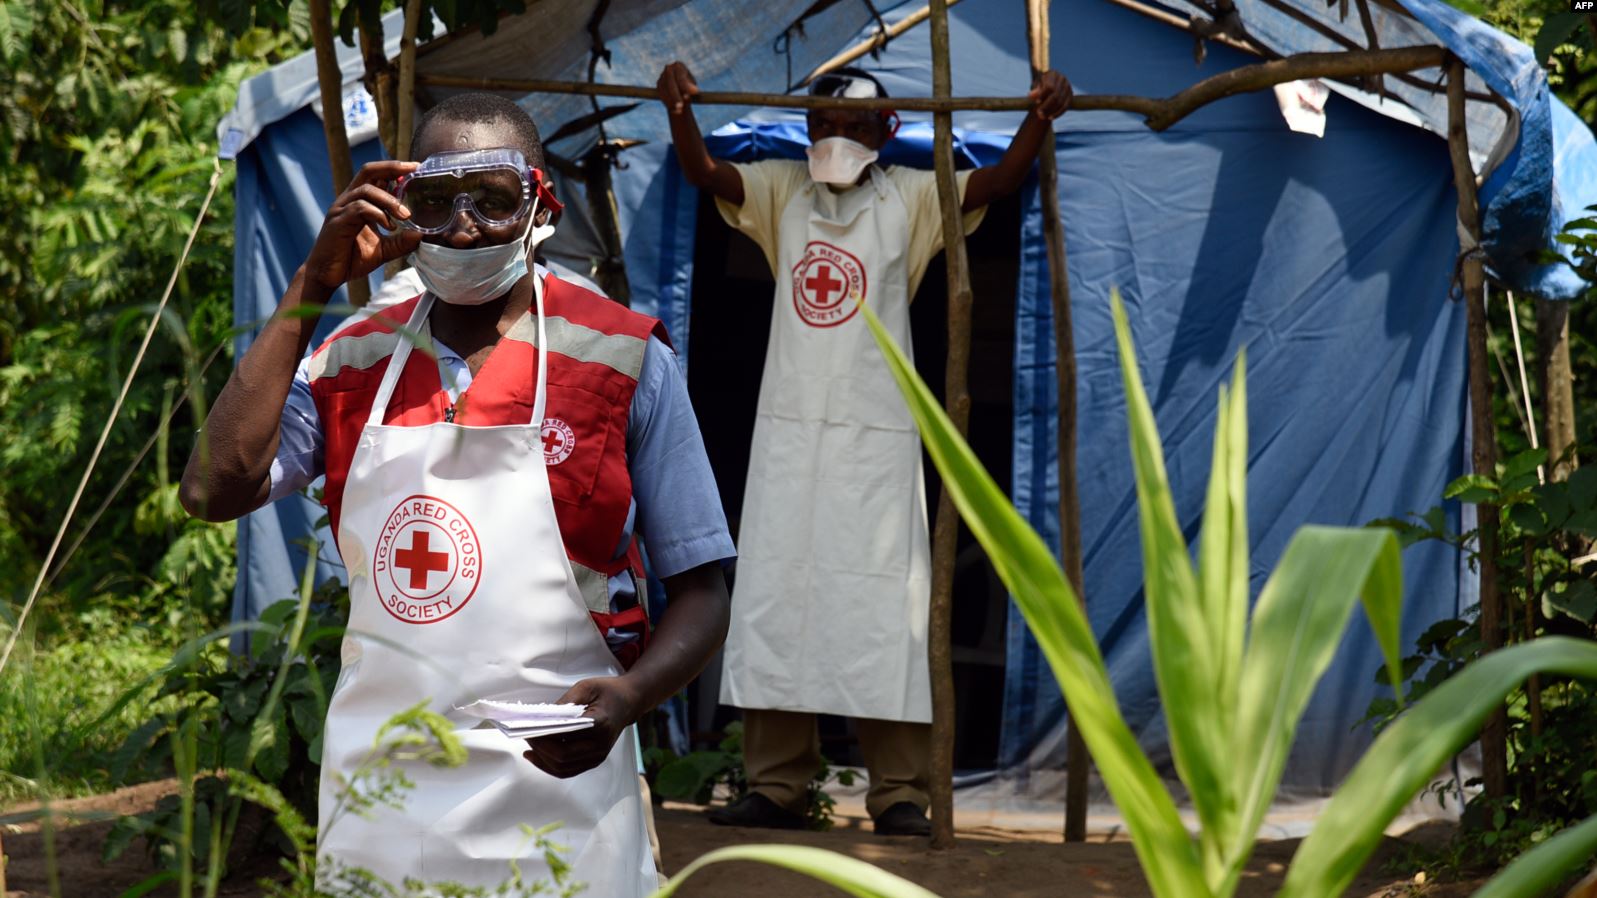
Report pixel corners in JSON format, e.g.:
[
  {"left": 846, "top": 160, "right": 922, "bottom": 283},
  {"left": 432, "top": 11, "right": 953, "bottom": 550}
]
[
  {"left": 359, "top": 8, "right": 399, "bottom": 158},
  {"left": 395, "top": 0, "right": 423, "bottom": 163},
  {"left": 309, "top": 0, "right": 371, "bottom": 307},
  {"left": 1446, "top": 55, "right": 1506, "bottom": 801},
  {"left": 387, "top": 0, "right": 424, "bottom": 281},
  {"left": 1537, "top": 297, "right": 1578, "bottom": 481},
  {"left": 927, "top": 0, "right": 970, "bottom": 852},
  {"left": 1023, "top": 0, "right": 1090, "bottom": 844}
]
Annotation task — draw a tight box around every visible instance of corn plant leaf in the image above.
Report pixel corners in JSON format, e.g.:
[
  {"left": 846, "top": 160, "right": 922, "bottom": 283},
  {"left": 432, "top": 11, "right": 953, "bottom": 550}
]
[
  {"left": 1110, "top": 294, "right": 1231, "bottom": 880},
  {"left": 861, "top": 302, "right": 1208, "bottom": 898},
  {"left": 1192, "top": 358, "right": 1250, "bottom": 882},
  {"left": 1469, "top": 812, "right": 1597, "bottom": 898},
  {"left": 1281, "top": 637, "right": 1597, "bottom": 898},
  {"left": 651, "top": 844, "right": 942, "bottom": 898},
  {"left": 1222, "top": 524, "right": 1403, "bottom": 891}
]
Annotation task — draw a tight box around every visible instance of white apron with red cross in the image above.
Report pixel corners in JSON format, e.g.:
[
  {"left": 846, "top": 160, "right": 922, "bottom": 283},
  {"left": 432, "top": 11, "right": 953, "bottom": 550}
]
[
  {"left": 720, "top": 165, "right": 932, "bottom": 724},
  {"left": 317, "top": 286, "right": 655, "bottom": 895}
]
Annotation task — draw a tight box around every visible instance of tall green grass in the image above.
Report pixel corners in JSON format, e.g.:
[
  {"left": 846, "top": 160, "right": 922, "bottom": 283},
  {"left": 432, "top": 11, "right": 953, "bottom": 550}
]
[{"left": 0, "top": 625, "right": 180, "bottom": 805}]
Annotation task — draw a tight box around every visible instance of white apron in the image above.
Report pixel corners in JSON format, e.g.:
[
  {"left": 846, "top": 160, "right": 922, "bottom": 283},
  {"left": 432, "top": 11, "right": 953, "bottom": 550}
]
[
  {"left": 318, "top": 287, "right": 654, "bottom": 895},
  {"left": 720, "top": 165, "right": 932, "bottom": 724}
]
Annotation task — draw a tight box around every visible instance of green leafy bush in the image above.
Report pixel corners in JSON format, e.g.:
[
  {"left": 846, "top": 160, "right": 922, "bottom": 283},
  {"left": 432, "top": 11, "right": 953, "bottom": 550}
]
[
  {"left": 0, "top": 620, "right": 176, "bottom": 803},
  {"left": 1367, "top": 448, "right": 1597, "bottom": 875},
  {"left": 103, "top": 586, "right": 346, "bottom": 871}
]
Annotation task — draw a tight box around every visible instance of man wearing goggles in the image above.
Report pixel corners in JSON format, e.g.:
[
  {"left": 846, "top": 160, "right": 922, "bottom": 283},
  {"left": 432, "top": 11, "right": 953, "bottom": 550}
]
[
  {"left": 180, "top": 92, "right": 732, "bottom": 895},
  {"left": 658, "top": 60, "right": 1071, "bottom": 838}
]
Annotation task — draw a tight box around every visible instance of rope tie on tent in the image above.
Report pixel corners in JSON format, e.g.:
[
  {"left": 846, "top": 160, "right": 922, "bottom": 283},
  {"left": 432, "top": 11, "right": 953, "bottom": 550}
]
[
  {"left": 0, "top": 158, "right": 225, "bottom": 679},
  {"left": 774, "top": 25, "right": 802, "bottom": 91},
  {"left": 859, "top": 0, "right": 890, "bottom": 60},
  {"left": 1449, "top": 218, "right": 1488, "bottom": 302}
]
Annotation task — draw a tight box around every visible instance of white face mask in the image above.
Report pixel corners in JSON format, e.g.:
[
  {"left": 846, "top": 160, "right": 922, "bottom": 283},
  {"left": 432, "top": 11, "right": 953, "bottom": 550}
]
[
  {"left": 410, "top": 202, "right": 557, "bottom": 306},
  {"left": 806, "top": 137, "right": 879, "bottom": 187}
]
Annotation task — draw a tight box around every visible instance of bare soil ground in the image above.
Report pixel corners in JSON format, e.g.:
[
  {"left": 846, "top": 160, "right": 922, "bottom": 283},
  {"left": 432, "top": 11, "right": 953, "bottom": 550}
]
[{"left": 2, "top": 782, "right": 1483, "bottom": 897}]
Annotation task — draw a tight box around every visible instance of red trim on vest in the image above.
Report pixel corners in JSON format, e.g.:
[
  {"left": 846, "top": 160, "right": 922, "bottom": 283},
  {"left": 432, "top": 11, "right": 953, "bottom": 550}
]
[
  {"left": 310, "top": 276, "right": 665, "bottom": 595},
  {"left": 592, "top": 604, "right": 650, "bottom": 671}
]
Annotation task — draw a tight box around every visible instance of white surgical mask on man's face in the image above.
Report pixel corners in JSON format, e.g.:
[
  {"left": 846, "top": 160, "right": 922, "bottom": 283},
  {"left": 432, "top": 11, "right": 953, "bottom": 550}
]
[
  {"left": 806, "top": 137, "right": 879, "bottom": 187},
  {"left": 410, "top": 201, "right": 557, "bottom": 306}
]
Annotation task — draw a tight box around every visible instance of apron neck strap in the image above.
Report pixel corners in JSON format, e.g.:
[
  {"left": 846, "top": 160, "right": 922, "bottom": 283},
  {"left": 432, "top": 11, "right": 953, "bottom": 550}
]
[
  {"left": 530, "top": 274, "right": 548, "bottom": 427},
  {"left": 364, "top": 279, "right": 549, "bottom": 428},
  {"left": 367, "top": 293, "right": 436, "bottom": 427}
]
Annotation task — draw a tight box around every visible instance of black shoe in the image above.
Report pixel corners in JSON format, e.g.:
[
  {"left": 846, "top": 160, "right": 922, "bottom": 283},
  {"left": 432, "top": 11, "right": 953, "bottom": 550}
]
[
  {"left": 706, "top": 792, "right": 806, "bottom": 830},
  {"left": 872, "top": 801, "right": 931, "bottom": 837}
]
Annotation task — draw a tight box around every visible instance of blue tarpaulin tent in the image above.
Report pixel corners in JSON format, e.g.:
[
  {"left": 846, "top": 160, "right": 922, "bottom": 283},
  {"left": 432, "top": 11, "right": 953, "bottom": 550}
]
[{"left": 218, "top": 0, "right": 1597, "bottom": 800}]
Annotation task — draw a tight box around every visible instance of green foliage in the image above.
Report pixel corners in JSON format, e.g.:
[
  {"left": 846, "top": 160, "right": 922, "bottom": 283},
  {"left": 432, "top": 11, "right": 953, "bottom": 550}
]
[
  {"left": 0, "top": 0, "right": 309, "bottom": 655},
  {"left": 1366, "top": 450, "right": 1597, "bottom": 878},
  {"left": 1457, "top": 0, "right": 1597, "bottom": 123},
  {"left": 648, "top": 721, "right": 856, "bottom": 830},
  {"left": 655, "top": 845, "right": 940, "bottom": 898},
  {"left": 648, "top": 722, "right": 747, "bottom": 806},
  {"left": 198, "top": 1, "right": 534, "bottom": 50},
  {"left": 103, "top": 585, "right": 347, "bottom": 872},
  {"left": 0, "top": 617, "right": 177, "bottom": 803}
]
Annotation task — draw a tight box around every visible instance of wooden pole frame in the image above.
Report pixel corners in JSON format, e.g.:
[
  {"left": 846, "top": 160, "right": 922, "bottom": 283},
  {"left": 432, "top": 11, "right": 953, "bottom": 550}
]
[
  {"left": 1537, "top": 297, "right": 1579, "bottom": 481},
  {"left": 393, "top": 5, "right": 1518, "bottom": 829},
  {"left": 926, "top": 0, "right": 970, "bottom": 852},
  {"left": 309, "top": 0, "right": 370, "bottom": 308},
  {"left": 395, "top": 0, "right": 424, "bottom": 163},
  {"left": 412, "top": 45, "right": 1445, "bottom": 128},
  {"left": 1446, "top": 54, "right": 1507, "bottom": 802},
  {"left": 1024, "top": 0, "right": 1091, "bottom": 844},
  {"left": 383, "top": 0, "right": 425, "bottom": 280}
]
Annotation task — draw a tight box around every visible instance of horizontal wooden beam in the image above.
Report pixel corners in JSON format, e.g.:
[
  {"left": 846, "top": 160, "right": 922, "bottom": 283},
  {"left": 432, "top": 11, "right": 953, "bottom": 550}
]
[
  {"left": 414, "top": 73, "right": 1035, "bottom": 111},
  {"left": 414, "top": 45, "right": 1449, "bottom": 130}
]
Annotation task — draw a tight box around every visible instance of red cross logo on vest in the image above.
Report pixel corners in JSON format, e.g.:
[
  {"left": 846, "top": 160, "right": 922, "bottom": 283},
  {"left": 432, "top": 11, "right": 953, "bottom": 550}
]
[
  {"left": 791, "top": 241, "right": 867, "bottom": 328},
  {"left": 373, "top": 495, "right": 482, "bottom": 624},
  {"left": 540, "top": 417, "right": 576, "bottom": 465}
]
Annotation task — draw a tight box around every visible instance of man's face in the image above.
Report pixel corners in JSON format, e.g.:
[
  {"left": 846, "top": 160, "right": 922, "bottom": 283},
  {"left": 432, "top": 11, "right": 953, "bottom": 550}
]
[
  {"left": 806, "top": 109, "right": 888, "bottom": 151},
  {"left": 409, "top": 118, "right": 555, "bottom": 249}
]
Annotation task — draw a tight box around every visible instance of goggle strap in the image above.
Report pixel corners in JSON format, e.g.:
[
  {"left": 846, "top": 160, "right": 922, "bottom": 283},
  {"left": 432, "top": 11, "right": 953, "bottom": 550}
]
[{"left": 528, "top": 166, "right": 563, "bottom": 215}]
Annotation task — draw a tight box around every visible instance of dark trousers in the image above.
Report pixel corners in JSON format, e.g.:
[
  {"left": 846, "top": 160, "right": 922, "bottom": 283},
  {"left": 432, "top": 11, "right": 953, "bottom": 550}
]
[{"left": 742, "top": 707, "right": 931, "bottom": 819}]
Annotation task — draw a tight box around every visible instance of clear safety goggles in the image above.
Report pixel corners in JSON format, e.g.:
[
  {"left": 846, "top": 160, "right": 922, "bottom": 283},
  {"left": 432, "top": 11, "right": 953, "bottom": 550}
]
[{"left": 395, "top": 148, "right": 563, "bottom": 236}]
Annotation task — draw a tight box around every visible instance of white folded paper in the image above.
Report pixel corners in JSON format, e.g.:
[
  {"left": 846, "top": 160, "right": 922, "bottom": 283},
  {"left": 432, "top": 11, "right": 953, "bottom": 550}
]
[{"left": 456, "top": 699, "right": 596, "bottom": 739}]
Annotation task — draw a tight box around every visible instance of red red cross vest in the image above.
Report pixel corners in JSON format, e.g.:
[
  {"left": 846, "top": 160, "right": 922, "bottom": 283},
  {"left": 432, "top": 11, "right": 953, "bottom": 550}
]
[{"left": 307, "top": 275, "right": 670, "bottom": 667}]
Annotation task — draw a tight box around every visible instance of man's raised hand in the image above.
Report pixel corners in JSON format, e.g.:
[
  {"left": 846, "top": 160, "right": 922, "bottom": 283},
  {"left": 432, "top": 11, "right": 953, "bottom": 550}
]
[
  {"left": 658, "top": 62, "right": 701, "bottom": 116},
  {"left": 1029, "top": 70, "right": 1073, "bottom": 121},
  {"left": 303, "top": 159, "right": 423, "bottom": 292}
]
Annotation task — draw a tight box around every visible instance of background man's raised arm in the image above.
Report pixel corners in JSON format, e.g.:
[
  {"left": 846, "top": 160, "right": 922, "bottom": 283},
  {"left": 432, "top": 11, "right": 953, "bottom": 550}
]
[
  {"left": 962, "top": 70, "right": 1072, "bottom": 212},
  {"left": 659, "top": 62, "right": 746, "bottom": 207}
]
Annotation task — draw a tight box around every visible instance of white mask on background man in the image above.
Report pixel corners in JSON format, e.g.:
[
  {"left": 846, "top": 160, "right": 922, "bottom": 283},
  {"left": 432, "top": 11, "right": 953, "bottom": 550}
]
[
  {"left": 411, "top": 201, "right": 557, "bottom": 306},
  {"left": 806, "top": 137, "right": 879, "bottom": 187}
]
